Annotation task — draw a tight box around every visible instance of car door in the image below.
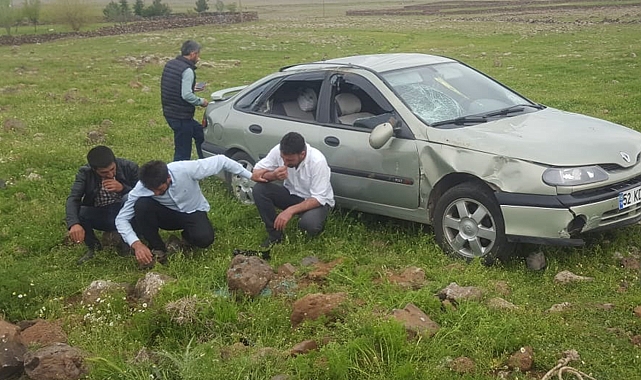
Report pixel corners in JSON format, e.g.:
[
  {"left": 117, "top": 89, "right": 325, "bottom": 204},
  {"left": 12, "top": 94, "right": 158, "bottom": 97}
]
[{"left": 315, "top": 72, "right": 421, "bottom": 210}]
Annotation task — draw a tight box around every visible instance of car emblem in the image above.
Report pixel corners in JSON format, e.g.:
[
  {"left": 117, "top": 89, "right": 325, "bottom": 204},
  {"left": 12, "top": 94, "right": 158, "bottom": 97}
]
[{"left": 620, "top": 151, "right": 631, "bottom": 163}]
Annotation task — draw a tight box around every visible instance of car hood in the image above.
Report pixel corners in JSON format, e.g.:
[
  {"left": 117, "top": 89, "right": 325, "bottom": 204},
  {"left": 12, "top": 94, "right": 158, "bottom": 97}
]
[{"left": 433, "top": 107, "right": 641, "bottom": 167}]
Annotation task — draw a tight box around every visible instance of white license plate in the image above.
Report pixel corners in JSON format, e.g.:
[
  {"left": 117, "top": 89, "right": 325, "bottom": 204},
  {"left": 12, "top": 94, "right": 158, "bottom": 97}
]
[{"left": 618, "top": 186, "right": 641, "bottom": 209}]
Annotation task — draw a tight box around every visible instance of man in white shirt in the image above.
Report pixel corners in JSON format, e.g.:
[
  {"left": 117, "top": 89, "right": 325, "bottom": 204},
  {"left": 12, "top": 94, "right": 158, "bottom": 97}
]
[
  {"left": 116, "top": 155, "right": 252, "bottom": 268},
  {"left": 251, "top": 132, "right": 334, "bottom": 247}
]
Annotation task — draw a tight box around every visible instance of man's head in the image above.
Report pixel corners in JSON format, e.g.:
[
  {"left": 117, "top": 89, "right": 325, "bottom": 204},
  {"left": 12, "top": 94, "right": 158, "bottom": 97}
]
[
  {"left": 139, "top": 160, "right": 171, "bottom": 196},
  {"left": 279, "top": 132, "right": 307, "bottom": 168},
  {"left": 87, "top": 145, "right": 116, "bottom": 180},
  {"left": 181, "top": 40, "right": 201, "bottom": 63}
]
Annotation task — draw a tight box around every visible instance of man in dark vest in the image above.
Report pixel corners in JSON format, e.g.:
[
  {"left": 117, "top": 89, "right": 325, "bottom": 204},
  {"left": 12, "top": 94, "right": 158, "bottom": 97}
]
[{"left": 160, "top": 40, "right": 209, "bottom": 161}]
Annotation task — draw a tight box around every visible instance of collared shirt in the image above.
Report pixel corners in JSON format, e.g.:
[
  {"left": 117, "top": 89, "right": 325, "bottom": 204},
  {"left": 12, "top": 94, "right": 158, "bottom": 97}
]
[
  {"left": 181, "top": 68, "right": 205, "bottom": 106},
  {"left": 255, "top": 143, "right": 335, "bottom": 207},
  {"left": 116, "top": 155, "right": 251, "bottom": 246},
  {"left": 94, "top": 184, "right": 122, "bottom": 207}
]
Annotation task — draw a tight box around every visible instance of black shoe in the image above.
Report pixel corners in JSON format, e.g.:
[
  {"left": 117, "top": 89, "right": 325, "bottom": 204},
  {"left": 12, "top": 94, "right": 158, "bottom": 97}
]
[
  {"left": 77, "top": 249, "right": 95, "bottom": 265},
  {"left": 117, "top": 240, "right": 132, "bottom": 257},
  {"left": 260, "top": 237, "right": 282, "bottom": 248},
  {"left": 153, "top": 249, "right": 168, "bottom": 265},
  {"left": 233, "top": 248, "right": 271, "bottom": 260}
]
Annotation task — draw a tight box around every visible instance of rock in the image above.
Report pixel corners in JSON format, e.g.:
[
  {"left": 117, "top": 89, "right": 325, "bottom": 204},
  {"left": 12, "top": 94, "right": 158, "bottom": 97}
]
[
  {"left": 525, "top": 251, "right": 546, "bottom": 270},
  {"left": 391, "top": 303, "right": 440, "bottom": 339},
  {"left": 307, "top": 258, "right": 343, "bottom": 281},
  {"left": 86, "top": 130, "right": 105, "bottom": 144},
  {"left": 494, "top": 280, "right": 511, "bottom": 296},
  {"left": 0, "top": 320, "right": 26, "bottom": 379},
  {"left": 438, "top": 282, "right": 483, "bottom": 302},
  {"left": 82, "top": 280, "right": 130, "bottom": 304},
  {"left": 449, "top": 356, "right": 475, "bottom": 373},
  {"left": 290, "top": 293, "right": 347, "bottom": 327},
  {"left": 277, "top": 263, "right": 297, "bottom": 277},
  {"left": 290, "top": 340, "right": 318, "bottom": 356},
  {"left": 548, "top": 302, "right": 572, "bottom": 312},
  {"left": 631, "top": 335, "right": 641, "bottom": 347},
  {"left": 133, "top": 272, "right": 175, "bottom": 304},
  {"left": 506, "top": 346, "right": 534, "bottom": 372},
  {"left": 300, "top": 256, "right": 320, "bottom": 266},
  {"left": 220, "top": 342, "right": 248, "bottom": 361},
  {"left": 634, "top": 305, "right": 641, "bottom": 318},
  {"left": 554, "top": 270, "right": 594, "bottom": 284},
  {"left": 3, "top": 118, "right": 27, "bottom": 133},
  {"left": 487, "top": 297, "right": 519, "bottom": 310},
  {"left": 23, "top": 343, "right": 87, "bottom": 380},
  {"left": 385, "top": 266, "right": 427, "bottom": 290},
  {"left": 227, "top": 255, "right": 274, "bottom": 297},
  {"left": 20, "top": 319, "right": 67, "bottom": 346},
  {"left": 620, "top": 256, "right": 640, "bottom": 270},
  {"left": 165, "top": 296, "right": 199, "bottom": 325},
  {"left": 99, "top": 119, "right": 113, "bottom": 128}
]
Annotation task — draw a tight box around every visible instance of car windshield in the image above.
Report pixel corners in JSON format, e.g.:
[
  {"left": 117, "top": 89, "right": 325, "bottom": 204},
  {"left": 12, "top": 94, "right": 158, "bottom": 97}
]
[{"left": 381, "top": 62, "right": 535, "bottom": 126}]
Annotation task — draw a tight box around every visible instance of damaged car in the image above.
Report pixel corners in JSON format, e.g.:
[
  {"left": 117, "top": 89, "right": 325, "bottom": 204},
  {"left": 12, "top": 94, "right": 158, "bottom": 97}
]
[{"left": 202, "top": 53, "right": 641, "bottom": 263}]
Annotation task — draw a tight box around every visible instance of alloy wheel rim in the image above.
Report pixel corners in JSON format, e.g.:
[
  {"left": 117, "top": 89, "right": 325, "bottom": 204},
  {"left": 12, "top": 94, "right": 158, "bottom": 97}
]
[{"left": 442, "top": 198, "right": 497, "bottom": 258}]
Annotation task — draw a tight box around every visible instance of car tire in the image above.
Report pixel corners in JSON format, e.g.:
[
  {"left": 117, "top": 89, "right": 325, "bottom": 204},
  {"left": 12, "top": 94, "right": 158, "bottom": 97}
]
[
  {"left": 226, "top": 151, "right": 256, "bottom": 205},
  {"left": 433, "top": 182, "right": 513, "bottom": 264}
]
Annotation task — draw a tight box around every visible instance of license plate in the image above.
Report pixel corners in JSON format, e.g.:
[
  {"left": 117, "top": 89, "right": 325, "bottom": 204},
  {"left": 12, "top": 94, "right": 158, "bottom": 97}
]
[{"left": 618, "top": 186, "right": 641, "bottom": 209}]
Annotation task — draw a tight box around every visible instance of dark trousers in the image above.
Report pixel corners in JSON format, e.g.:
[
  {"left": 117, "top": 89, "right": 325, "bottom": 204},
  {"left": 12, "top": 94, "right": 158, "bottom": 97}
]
[
  {"left": 133, "top": 197, "right": 214, "bottom": 251},
  {"left": 166, "top": 117, "right": 204, "bottom": 161},
  {"left": 79, "top": 202, "right": 123, "bottom": 250},
  {"left": 253, "top": 182, "right": 330, "bottom": 241}
]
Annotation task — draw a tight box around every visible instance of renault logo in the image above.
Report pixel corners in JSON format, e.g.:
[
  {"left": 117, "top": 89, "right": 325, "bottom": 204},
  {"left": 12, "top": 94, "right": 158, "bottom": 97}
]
[{"left": 620, "top": 151, "right": 631, "bottom": 163}]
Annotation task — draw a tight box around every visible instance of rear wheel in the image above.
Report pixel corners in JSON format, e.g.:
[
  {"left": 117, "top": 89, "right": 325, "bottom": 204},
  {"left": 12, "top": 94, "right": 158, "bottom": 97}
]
[
  {"left": 226, "top": 151, "right": 256, "bottom": 205},
  {"left": 433, "top": 182, "right": 513, "bottom": 264}
]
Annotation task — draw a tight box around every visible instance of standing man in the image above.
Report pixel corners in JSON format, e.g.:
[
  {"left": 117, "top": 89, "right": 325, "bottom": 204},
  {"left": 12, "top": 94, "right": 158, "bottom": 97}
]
[
  {"left": 115, "top": 155, "right": 254, "bottom": 269},
  {"left": 251, "top": 132, "right": 334, "bottom": 247},
  {"left": 161, "top": 40, "right": 209, "bottom": 161},
  {"left": 66, "top": 146, "right": 139, "bottom": 264}
]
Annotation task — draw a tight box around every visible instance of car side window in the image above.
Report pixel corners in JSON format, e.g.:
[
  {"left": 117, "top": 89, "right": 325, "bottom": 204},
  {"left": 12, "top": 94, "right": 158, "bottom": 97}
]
[
  {"left": 235, "top": 78, "right": 278, "bottom": 112},
  {"left": 258, "top": 79, "right": 323, "bottom": 122},
  {"left": 330, "top": 74, "right": 390, "bottom": 128}
]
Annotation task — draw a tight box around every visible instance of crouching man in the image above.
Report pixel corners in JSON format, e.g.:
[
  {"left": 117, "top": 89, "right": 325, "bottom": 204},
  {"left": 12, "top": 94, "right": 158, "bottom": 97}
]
[{"left": 115, "top": 155, "right": 252, "bottom": 268}]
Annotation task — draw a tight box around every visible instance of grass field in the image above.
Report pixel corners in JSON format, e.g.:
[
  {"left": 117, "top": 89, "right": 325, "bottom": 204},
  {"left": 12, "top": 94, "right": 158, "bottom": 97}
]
[{"left": 1, "top": 2, "right": 641, "bottom": 379}]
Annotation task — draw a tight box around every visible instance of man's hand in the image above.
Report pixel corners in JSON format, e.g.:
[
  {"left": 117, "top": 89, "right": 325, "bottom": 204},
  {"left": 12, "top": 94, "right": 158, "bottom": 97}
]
[
  {"left": 69, "top": 224, "right": 85, "bottom": 244},
  {"left": 132, "top": 241, "right": 153, "bottom": 265},
  {"left": 251, "top": 170, "right": 269, "bottom": 183},
  {"left": 272, "top": 166, "right": 288, "bottom": 181},
  {"left": 274, "top": 208, "right": 295, "bottom": 231},
  {"left": 102, "top": 178, "right": 124, "bottom": 193},
  {"left": 200, "top": 99, "right": 209, "bottom": 107}
]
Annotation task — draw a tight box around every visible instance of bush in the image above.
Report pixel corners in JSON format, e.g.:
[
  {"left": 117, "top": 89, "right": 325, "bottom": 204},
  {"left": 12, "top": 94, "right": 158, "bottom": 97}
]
[
  {"left": 214, "top": 0, "right": 224, "bottom": 12},
  {"left": 133, "top": 0, "right": 144, "bottom": 16},
  {"left": 103, "top": 0, "right": 133, "bottom": 23},
  {"left": 49, "top": 0, "right": 91, "bottom": 31},
  {"left": 194, "top": 0, "right": 208, "bottom": 13},
  {"left": 142, "top": 0, "right": 171, "bottom": 17}
]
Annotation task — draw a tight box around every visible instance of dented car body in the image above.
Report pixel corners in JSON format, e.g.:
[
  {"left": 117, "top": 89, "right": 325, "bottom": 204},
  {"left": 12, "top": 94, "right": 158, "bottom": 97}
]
[{"left": 202, "top": 53, "right": 641, "bottom": 262}]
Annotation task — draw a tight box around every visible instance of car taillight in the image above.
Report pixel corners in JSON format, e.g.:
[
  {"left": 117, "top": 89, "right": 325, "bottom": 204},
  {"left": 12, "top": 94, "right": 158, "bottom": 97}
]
[{"left": 201, "top": 114, "right": 207, "bottom": 128}]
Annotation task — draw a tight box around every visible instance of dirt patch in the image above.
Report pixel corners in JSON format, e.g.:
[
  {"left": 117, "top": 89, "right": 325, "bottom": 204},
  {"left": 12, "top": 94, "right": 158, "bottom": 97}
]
[{"left": 0, "top": 12, "right": 258, "bottom": 46}]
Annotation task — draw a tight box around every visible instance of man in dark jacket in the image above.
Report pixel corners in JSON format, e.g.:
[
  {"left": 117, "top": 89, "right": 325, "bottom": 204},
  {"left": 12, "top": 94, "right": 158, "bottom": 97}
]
[
  {"left": 161, "top": 40, "right": 209, "bottom": 161},
  {"left": 66, "top": 146, "right": 139, "bottom": 264}
]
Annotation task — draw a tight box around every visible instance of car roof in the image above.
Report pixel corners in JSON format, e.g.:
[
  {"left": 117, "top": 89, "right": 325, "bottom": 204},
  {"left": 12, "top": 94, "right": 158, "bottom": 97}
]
[{"left": 282, "top": 53, "right": 455, "bottom": 74}]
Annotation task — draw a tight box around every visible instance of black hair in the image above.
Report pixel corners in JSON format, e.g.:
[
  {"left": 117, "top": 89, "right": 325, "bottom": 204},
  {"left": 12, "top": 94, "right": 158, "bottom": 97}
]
[
  {"left": 279, "top": 132, "right": 306, "bottom": 155},
  {"left": 181, "top": 40, "right": 201, "bottom": 56},
  {"left": 139, "top": 160, "right": 169, "bottom": 190},
  {"left": 87, "top": 146, "right": 116, "bottom": 170}
]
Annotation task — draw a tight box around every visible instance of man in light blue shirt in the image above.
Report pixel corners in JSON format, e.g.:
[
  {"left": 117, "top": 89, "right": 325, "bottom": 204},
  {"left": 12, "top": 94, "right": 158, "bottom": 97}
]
[
  {"left": 115, "top": 155, "right": 254, "bottom": 268},
  {"left": 161, "top": 40, "right": 209, "bottom": 161}
]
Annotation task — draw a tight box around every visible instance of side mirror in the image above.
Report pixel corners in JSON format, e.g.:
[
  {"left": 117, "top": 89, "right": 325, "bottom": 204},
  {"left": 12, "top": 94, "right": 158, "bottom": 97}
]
[{"left": 369, "top": 122, "right": 395, "bottom": 149}]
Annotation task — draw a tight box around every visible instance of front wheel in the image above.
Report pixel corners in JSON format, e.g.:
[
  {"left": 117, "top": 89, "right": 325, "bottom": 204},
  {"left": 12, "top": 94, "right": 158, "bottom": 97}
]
[
  {"left": 433, "top": 182, "right": 513, "bottom": 264},
  {"left": 226, "top": 151, "right": 256, "bottom": 205}
]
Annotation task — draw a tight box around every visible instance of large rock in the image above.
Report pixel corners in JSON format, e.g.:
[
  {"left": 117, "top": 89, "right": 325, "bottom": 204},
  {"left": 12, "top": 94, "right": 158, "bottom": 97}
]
[
  {"left": 554, "top": 270, "right": 594, "bottom": 284},
  {"left": 23, "top": 343, "right": 87, "bottom": 380},
  {"left": 0, "top": 320, "right": 26, "bottom": 379},
  {"left": 227, "top": 255, "right": 274, "bottom": 297},
  {"left": 20, "top": 319, "right": 67, "bottom": 346},
  {"left": 83, "top": 280, "right": 130, "bottom": 304},
  {"left": 438, "top": 282, "right": 483, "bottom": 302},
  {"left": 133, "top": 272, "right": 175, "bottom": 304},
  {"left": 290, "top": 293, "right": 347, "bottom": 327},
  {"left": 390, "top": 303, "right": 440, "bottom": 339}
]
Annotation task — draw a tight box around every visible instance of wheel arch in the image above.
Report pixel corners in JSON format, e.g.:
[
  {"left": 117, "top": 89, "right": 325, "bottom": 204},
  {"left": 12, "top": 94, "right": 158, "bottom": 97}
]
[{"left": 427, "top": 173, "right": 498, "bottom": 223}]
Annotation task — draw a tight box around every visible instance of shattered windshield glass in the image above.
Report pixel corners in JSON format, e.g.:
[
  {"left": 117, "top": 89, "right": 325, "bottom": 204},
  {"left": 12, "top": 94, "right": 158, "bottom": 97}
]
[{"left": 382, "top": 62, "right": 531, "bottom": 126}]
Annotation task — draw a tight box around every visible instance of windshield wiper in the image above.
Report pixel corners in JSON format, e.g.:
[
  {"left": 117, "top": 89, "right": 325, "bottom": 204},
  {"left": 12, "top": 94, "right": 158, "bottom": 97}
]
[
  {"left": 430, "top": 116, "right": 488, "bottom": 128},
  {"left": 484, "top": 104, "right": 543, "bottom": 118}
]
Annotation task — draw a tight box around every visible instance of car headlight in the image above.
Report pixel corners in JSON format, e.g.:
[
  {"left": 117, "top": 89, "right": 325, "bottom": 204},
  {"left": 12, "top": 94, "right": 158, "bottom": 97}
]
[{"left": 542, "top": 166, "right": 609, "bottom": 186}]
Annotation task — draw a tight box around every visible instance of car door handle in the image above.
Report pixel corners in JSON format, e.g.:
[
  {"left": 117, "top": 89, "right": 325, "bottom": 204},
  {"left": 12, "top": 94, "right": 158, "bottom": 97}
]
[
  {"left": 248, "top": 124, "right": 262, "bottom": 134},
  {"left": 324, "top": 136, "right": 340, "bottom": 147}
]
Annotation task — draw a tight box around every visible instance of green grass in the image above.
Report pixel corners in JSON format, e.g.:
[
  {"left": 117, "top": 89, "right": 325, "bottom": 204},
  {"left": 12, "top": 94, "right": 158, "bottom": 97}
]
[{"left": 1, "top": 4, "right": 641, "bottom": 379}]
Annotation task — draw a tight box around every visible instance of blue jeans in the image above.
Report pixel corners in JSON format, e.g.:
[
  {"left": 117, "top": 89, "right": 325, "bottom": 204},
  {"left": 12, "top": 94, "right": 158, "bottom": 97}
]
[{"left": 166, "top": 117, "right": 204, "bottom": 161}]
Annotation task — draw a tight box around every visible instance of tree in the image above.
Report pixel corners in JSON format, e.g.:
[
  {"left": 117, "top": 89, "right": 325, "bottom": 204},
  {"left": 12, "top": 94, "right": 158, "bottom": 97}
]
[
  {"left": 214, "top": 0, "right": 224, "bottom": 12},
  {"left": 142, "top": 0, "right": 170, "bottom": 17},
  {"left": 0, "top": 0, "right": 19, "bottom": 36},
  {"left": 133, "top": 0, "right": 144, "bottom": 16},
  {"left": 50, "top": 0, "right": 91, "bottom": 31},
  {"left": 194, "top": 0, "right": 208, "bottom": 13},
  {"left": 119, "top": 0, "right": 132, "bottom": 19},
  {"left": 225, "top": 1, "right": 236, "bottom": 12},
  {"left": 22, "top": 0, "right": 41, "bottom": 32}
]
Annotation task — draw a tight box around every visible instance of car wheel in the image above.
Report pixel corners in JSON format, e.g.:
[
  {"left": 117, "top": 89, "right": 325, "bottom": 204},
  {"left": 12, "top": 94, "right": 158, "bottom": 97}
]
[
  {"left": 433, "top": 182, "right": 513, "bottom": 264},
  {"left": 226, "top": 151, "right": 255, "bottom": 205}
]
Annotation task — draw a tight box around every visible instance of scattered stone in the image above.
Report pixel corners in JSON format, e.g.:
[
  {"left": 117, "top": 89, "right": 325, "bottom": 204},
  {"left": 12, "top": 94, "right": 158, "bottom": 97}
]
[
  {"left": 438, "top": 282, "right": 483, "bottom": 302},
  {"left": 526, "top": 251, "right": 546, "bottom": 270},
  {"left": 227, "top": 255, "right": 274, "bottom": 297},
  {"left": 300, "top": 256, "right": 320, "bottom": 266},
  {"left": 26, "top": 172, "right": 42, "bottom": 181},
  {"left": 391, "top": 303, "right": 440, "bottom": 339},
  {"left": 20, "top": 319, "right": 67, "bottom": 346},
  {"left": 165, "top": 296, "right": 200, "bottom": 325},
  {"left": 385, "top": 266, "right": 427, "bottom": 290},
  {"left": 23, "top": 343, "right": 87, "bottom": 380},
  {"left": 100, "top": 119, "right": 113, "bottom": 128},
  {"left": 0, "top": 319, "right": 26, "bottom": 379},
  {"left": 82, "top": 279, "right": 130, "bottom": 304},
  {"left": 126, "top": 99, "right": 135, "bottom": 104},
  {"left": 506, "top": 346, "right": 534, "bottom": 372},
  {"left": 33, "top": 132, "right": 45, "bottom": 141},
  {"left": 548, "top": 302, "right": 572, "bottom": 313},
  {"left": 634, "top": 305, "right": 641, "bottom": 318},
  {"left": 86, "top": 130, "right": 106, "bottom": 144},
  {"left": 487, "top": 297, "right": 519, "bottom": 310},
  {"left": 620, "top": 256, "right": 640, "bottom": 270},
  {"left": 553, "top": 270, "right": 594, "bottom": 284},
  {"left": 307, "top": 258, "right": 344, "bottom": 281},
  {"left": 596, "top": 303, "right": 615, "bottom": 311},
  {"left": 493, "top": 280, "right": 511, "bottom": 296},
  {"left": 3, "top": 118, "right": 27, "bottom": 133},
  {"left": 631, "top": 335, "right": 641, "bottom": 347},
  {"left": 277, "top": 263, "right": 297, "bottom": 277},
  {"left": 0, "top": 178, "right": 6, "bottom": 189},
  {"left": 449, "top": 356, "right": 475, "bottom": 373},
  {"left": 290, "top": 292, "right": 347, "bottom": 327},
  {"left": 290, "top": 340, "right": 318, "bottom": 356},
  {"left": 220, "top": 342, "right": 248, "bottom": 361},
  {"left": 141, "top": 86, "right": 151, "bottom": 93},
  {"left": 133, "top": 272, "right": 176, "bottom": 304}
]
